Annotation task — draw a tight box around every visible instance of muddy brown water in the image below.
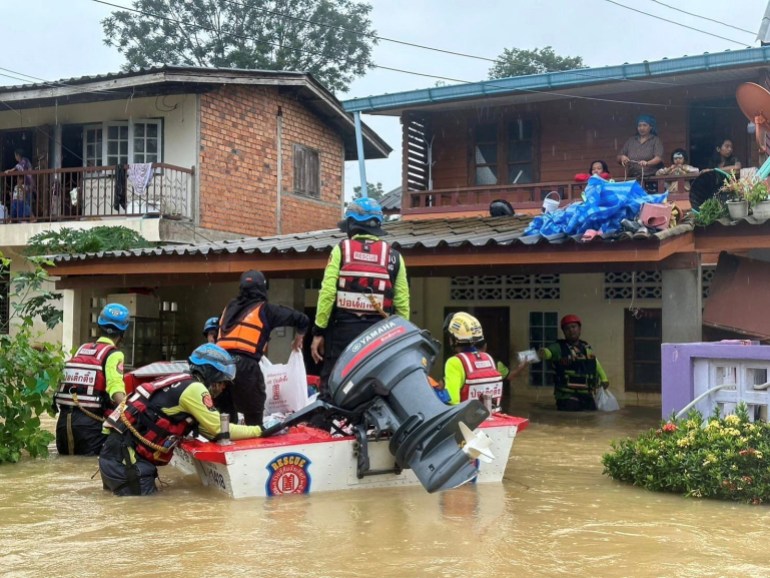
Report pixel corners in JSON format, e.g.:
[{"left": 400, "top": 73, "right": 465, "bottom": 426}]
[{"left": 3, "top": 402, "right": 770, "bottom": 577}]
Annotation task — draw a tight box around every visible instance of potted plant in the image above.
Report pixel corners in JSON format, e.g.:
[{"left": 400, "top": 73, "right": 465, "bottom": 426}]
[
  {"left": 743, "top": 178, "right": 770, "bottom": 219},
  {"left": 719, "top": 173, "right": 750, "bottom": 219}
]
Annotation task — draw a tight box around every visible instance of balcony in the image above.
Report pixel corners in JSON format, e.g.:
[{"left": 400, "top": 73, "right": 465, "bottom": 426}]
[
  {"left": 1, "top": 163, "right": 194, "bottom": 224},
  {"left": 403, "top": 175, "right": 694, "bottom": 216}
]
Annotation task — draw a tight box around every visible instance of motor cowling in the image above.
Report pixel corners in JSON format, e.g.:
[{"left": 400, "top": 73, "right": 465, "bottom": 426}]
[{"left": 327, "top": 316, "right": 489, "bottom": 493}]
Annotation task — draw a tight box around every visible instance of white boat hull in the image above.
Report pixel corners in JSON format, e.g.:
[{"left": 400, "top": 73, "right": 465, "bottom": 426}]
[{"left": 172, "top": 414, "right": 528, "bottom": 498}]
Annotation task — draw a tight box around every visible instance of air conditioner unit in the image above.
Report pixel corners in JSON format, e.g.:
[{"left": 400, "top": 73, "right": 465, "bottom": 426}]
[{"left": 106, "top": 293, "right": 160, "bottom": 319}]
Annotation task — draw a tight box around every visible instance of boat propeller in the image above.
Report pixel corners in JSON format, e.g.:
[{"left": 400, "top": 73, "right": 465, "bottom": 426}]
[{"left": 459, "top": 422, "right": 495, "bottom": 463}]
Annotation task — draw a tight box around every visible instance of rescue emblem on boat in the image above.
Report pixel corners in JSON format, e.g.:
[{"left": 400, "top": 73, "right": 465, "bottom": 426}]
[{"left": 265, "top": 452, "right": 312, "bottom": 496}]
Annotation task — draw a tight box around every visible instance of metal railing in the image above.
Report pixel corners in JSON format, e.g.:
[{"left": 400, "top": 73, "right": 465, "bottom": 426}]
[
  {"left": 0, "top": 163, "right": 194, "bottom": 223},
  {"left": 404, "top": 175, "right": 695, "bottom": 214}
]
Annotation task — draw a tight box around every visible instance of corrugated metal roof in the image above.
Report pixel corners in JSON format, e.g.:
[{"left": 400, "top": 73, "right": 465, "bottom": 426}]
[
  {"left": 0, "top": 65, "right": 391, "bottom": 160},
  {"left": 50, "top": 214, "right": 687, "bottom": 265},
  {"left": 380, "top": 186, "right": 402, "bottom": 211},
  {"left": 342, "top": 47, "right": 770, "bottom": 114}
]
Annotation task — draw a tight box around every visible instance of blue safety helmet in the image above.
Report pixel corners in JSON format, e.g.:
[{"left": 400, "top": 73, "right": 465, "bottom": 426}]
[
  {"left": 339, "top": 197, "right": 386, "bottom": 236},
  {"left": 97, "top": 303, "right": 130, "bottom": 333},
  {"left": 202, "top": 316, "right": 219, "bottom": 336},
  {"left": 188, "top": 343, "right": 236, "bottom": 385}
]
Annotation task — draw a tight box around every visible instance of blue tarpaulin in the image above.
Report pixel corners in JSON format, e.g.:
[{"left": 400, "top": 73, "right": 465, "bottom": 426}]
[{"left": 524, "top": 176, "right": 668, "bottom": 238}]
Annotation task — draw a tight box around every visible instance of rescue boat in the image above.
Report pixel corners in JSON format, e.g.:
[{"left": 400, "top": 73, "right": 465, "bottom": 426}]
[
  {"left": 132, "top": 316, "right": 529, "bottom": 498},
  {"left": 171, "top": 414, "right": 528, "bottom": 499}
]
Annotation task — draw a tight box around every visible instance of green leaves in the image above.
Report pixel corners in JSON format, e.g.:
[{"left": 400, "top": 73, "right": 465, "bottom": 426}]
[
  {"left": 603, "top": 404, "right": 770, "bottom": 504},
  {"left": 25, "top": 226, "right": 152, "bottom": 257},
  {"left": 0, "top": 252, "right": 65, "bottom": 465},
  {"left": 488, "top": 46, "right": 586, "bottom": 79},
  {"left": 101, "top": 0, "right": 376, "bottom": 93}
]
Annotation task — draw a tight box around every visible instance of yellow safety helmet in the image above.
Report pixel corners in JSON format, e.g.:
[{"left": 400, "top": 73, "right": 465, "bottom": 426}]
[{"left": 446, "top": 312, "right": 484, "bottom": 344}]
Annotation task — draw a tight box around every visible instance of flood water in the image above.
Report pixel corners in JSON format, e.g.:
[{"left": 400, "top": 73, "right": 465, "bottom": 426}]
[{"left": 3, "top": 402, "right": 770, "bottom": 578}]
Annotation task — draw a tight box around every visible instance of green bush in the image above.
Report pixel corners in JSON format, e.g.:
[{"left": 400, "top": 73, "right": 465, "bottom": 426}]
[
  {"left": 25, "top": 226, "right": 152, "bottom": 256},
  {"left": 0, "top": 255, "right": 65, "bottom": 464},
  {"left": 603, "top": 404, "right": 770, "bottom": 504}
]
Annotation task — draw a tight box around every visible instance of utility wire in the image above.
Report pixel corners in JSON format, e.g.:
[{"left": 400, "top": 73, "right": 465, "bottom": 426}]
[
  {"left": 602, "top": 0, "right": 750, "bottom": 46},
  {"left": 219, "top": 0, "right": 501, "bottom": 64},
  {"left": 88, "top": 0, "right": 738, "bottom": 109},
  {"left": 647, "top": 0, "right": 757, "bottom": 36}
]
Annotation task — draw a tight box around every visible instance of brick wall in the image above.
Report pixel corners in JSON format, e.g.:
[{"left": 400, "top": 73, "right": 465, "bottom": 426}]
[{"left": 199, "top": 85, "right": 344, "bottom": 236}]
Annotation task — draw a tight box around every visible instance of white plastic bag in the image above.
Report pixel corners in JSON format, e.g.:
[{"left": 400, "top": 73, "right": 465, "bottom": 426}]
[
  {"left": 594, "top": 387, "right": 620, "bottom": 412},
  {"left": 261, "top": 350, "right": 309, "bottom": 417}
]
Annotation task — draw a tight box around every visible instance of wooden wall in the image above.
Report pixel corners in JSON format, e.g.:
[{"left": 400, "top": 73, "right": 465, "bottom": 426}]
[{"left": 423, "top": 80, "right": 752, "bottom": 190}]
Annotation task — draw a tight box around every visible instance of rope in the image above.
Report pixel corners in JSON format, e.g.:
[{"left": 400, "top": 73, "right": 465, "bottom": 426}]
[
  {"left": 66, "top": 412, "right": 75, "bottom": 456},
  {"left": 364, "top": 289, "right": 390, "bottom": 319},
  {"left": 70, "top": 391, "right": 105, "bottom": 423},
  {"left": 118, "top": 405, "right": 172, "bottom": 455}
]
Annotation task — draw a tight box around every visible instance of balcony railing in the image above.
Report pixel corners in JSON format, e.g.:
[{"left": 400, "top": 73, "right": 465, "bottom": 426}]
[
  {"left": 404, "top": 175, "right": 694, "bottom": 215},
  {"left": 0, "top": 163, "right": 194, "bottom": 224}
]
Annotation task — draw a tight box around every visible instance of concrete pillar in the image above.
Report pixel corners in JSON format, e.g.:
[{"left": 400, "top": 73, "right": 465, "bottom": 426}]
[
  {"left": 62, "top": 289, "right": 81, "bottom": 355},
  {"left": 662, "top": 266, "right": 702, "bottom": 344}
]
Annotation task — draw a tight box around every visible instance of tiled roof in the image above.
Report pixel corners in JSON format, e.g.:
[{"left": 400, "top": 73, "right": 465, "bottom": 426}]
[{"left": 50, "top": 214, "right": 688, "bottom": 264}]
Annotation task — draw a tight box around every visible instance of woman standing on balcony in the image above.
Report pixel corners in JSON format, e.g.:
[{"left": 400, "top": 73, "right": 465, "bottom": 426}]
[
  {"left": 4, "top": 148, "right": 36, "bottom": 220},
  {"left": 617, "top": 115, "right": 665, "bottom": 192}
]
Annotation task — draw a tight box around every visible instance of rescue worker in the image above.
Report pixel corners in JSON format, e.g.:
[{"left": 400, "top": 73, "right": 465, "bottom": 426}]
[
  {"left": 53, "top": 303, "right": 129, "bottom": 456},
  {"left": 539, "top": 314, "right": 609, "bottom": 412},
  {"left": 441, "top": 312, "right": 503, "bottom": 410},
  {"left": 202, "top": 316, "right": 219, "bottom": 344},
  {"left": 310, "top": 197, "right": 410, "bottom": 390},
  {"left": 99, "top": 343, "right": 263, "bottom": 496},
  {"left": 217, "top": 270, "right": 309, "bottom": 426}
]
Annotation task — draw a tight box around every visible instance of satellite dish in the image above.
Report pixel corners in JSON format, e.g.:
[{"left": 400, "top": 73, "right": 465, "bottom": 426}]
[
  {"left": 459, "top": 421, "right": 495, "bottom": 463},
  {"left": 735, "top": 82, "right": 770, "bottom": 124}
]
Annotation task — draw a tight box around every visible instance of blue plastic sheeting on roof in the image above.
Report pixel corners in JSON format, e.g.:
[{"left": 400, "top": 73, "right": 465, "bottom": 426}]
[{"left": 524, "top": 176, "right": 668, "bottom": 237}]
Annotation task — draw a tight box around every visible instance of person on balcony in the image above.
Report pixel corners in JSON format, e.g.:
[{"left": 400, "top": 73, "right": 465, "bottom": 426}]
[
  {"left": 5, "top": 149, "right": 36, "bottom": 221},
  {"left": 656, "top": 149, "right": 699, "bottom": 193},
  {"left": 53, "top": 303, "right": 129, "bottom": 455},
  {"left": 310, "top": 197, "right": 410, "bottom": 395},
  {"left": 617, "top": 115, "right": 664, "bottom": 192},
  {"left": 706, "top": 138, "right": 741, "bottom": 174},
  {"left": 574, "top": 160, "right": 611, "bottom": 183},
  {"left": 216, "top": 270, "right": 308, "bottom": 427},
  {"left": 538, "top": 314, "right": 609, "bottom": 412}
]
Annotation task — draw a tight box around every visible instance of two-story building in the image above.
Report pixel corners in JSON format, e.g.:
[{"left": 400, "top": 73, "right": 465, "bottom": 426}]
[
  {"left": 0, "top": 66, "right": 389, "bottom": 349},
  {"left": 39, "top": 48, "right": 770, "bottom": 406}
]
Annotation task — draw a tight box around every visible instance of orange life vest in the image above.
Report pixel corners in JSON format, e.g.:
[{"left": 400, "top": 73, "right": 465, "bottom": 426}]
[{"left": 217, "top": 303, "right": 266, "bottom": 356}]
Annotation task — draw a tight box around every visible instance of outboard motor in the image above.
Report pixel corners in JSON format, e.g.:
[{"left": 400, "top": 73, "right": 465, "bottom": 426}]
[{"left": 274, "top": 316, "right": 490, "bottom": 493}]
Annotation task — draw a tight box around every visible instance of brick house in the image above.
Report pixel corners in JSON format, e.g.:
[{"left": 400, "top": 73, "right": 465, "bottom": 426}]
[{"left": 0, "top": 66, "right": 390, "bottom": 339}]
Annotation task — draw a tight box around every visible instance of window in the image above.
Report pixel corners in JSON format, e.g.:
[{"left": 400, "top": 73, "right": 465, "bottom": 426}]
[
  {"left": 507, "top": 119, "right": 534, "bottom": 184},
  {"left": 472, "top": 118, "right": 537, "bottom": 186},
  {"left": 474, "top": 123, "right": 498, "bottom": 185},
  {"left": 133, "top": 121, "right": 161, "bottom": 164},
  {"left": 0, "top": 267, "right": 9, "bottom": 335},
  {"left": 528, "top": 311, "right": 559, "bottom": 387},
  {"left": 84, "top": 126, "right": 103, "bottom": 167},
  {"left": 82, "top": 119, "right": 163, "bottom": 167},
  {"left": 293, "top": 144, "right": 320, "bottom": 196}
]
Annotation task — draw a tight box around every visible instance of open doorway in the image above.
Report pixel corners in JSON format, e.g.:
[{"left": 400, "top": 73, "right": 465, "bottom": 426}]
[
  {"left": 442, "top": 306, "right": 510, "bottom": 368},
  {"left": 689, "top": 98, "right": 749, "bottom": 171},
  {"left": 624, "top": 308, "right": 662, "bottom": 393}
]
